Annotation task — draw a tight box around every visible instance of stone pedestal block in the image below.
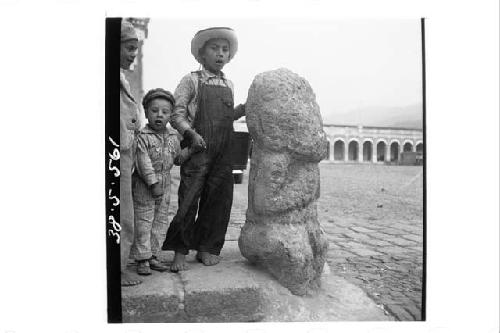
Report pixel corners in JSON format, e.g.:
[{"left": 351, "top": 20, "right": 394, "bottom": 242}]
[{"left": 239, "top": 68, "right": 329, "bottom": 296}]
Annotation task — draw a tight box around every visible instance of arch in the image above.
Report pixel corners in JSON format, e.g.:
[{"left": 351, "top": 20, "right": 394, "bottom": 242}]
[
  {"left": 333, "top": 140, "right": 345, "bottom": 161},
  {"left": 390, "top": 139, "right": 401, "bottom": 145},
  {"left": 390, "top": 141, "right": 400, "bottom": 162},
  {"left": 348, "top": 140, "right": 359, "bottom": 161},
  {"left": 403, "top": 142, "right": 413, "bottom": 152},
  {"left": 363, "top": 141, "right": 373, "bottom": 162},
  {"left": 325, "top": 137, "right": 331, "bottom": 160},
  {"left": 377, "top": 138, "right": 388, "bottom": 145},
  {"left": 403, "top": 139, "right": 413, "bottom": 145},
  {"left": 416, "top": 142, "right": 423, "bottom": 153},
  {"left": 376, "top": 141, "right": 386, "bottom": 162}
]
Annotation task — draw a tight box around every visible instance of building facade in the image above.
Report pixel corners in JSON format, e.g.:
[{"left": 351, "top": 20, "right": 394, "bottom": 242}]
[{"left": 323, "top": 124, "right": 424, "bottom": 164}]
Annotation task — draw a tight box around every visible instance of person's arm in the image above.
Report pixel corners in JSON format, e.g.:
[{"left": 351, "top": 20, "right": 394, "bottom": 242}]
[
  {"left": 226, "top": 79, "right": 246, "bottom": 120},
  {"left": 174, "top": 148, "right": 193, "bottom": 166},
  {"left": 171, "top": 74, "right": 207, "bottom": 152},
  {"left": 136, "top": 135, "right": 163, "bottom": 198},
  {"left": 171, "top": 74, "right": 196, "bottom": 136},
  {"left": 120, "top": 117, "right": 134, "bottom": 151},
  {"left": 135, "top": 135, "right": 158, "bottom": 186},
  {"left": 234, "top": 103, "right": 246, "bottom": 120}
]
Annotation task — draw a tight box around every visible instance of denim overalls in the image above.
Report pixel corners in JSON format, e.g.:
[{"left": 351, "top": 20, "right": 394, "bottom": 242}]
[{"left": 163, "top": 71, "right": 234, "bottom": 255}]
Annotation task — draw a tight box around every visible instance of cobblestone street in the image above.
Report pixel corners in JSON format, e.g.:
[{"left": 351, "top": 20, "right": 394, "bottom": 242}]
[
  {"left": 170, "top": 162, "right": 424, "bottom": 321},
  {"left": 316, "top": 164, "right": 424, "bottom": 321}
]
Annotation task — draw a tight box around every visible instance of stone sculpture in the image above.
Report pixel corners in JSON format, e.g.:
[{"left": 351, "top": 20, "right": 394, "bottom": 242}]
[{"left": 238, "top": 68, "right": 329, "bottom": 296}]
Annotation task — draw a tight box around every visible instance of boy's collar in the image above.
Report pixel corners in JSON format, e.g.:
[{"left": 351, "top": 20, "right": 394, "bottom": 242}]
[
  {"left": 144, "top": 123, "right": 173, "bottom": 134},
  {"left": 201, "top": 68, "right": 226, "bottom": 79}
]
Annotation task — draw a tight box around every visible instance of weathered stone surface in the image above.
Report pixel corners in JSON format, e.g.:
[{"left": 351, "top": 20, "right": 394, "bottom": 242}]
[
  {"left": 121, "top": 267, "right": 183, "bottom": 322},
  {"left": 245, "top": 68, "right": 328, "bottom": 161},
  {"left": 248, "top": 150, "right": 320, "bottom": 215},
  {"left": 122, "top": 243, "right": 393, "bottom": 322},
  {"left": 239, "top": 68, "right": 329, "bottom": 295},
  {"left": 181, "top": 263, "right": 264, "bottom": 322}
]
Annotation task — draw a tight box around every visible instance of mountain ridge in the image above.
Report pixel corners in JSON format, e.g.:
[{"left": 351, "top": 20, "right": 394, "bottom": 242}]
[{"left": 323, "top": 104, "right": 423, "bottom": 129}]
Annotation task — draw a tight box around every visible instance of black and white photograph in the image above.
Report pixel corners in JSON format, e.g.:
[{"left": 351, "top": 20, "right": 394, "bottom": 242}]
[
  {"left": 0, "top": 1, "right": 498, "bottom": 332},
  {"left": 109, "top": 16, "right": 425, "bottom": 323}
]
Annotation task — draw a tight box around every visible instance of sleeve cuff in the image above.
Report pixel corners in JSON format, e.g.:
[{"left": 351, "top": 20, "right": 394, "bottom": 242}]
[
  {"left": 178, "top": 123, "right": 192, "bottom": 136},
  {"left": 144, "top": 175, "right": 158, "bottom": 187}
]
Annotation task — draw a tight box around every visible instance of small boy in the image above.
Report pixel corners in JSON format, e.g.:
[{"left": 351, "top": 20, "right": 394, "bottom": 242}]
[
  {"left": 130, "top": 88, "right": 190, "bottom": 275},
  {"left": 162, "top": 27, "right": 246, "bottom": 272}
]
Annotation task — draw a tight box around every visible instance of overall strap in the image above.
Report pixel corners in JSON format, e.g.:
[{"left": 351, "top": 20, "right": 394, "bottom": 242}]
[{"left": 194, "top": 75, "right": 234, "bottom": 155}]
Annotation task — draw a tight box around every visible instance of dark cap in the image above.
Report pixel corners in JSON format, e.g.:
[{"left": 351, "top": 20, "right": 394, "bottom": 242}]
[{"left": 142, "top": 88, "right": 175, "bottom": 110}]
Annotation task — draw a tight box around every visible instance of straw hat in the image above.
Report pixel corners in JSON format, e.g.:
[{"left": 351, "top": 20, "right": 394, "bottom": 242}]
[{"left": 191, "top": 27, "right": 238, "bottom": 64}]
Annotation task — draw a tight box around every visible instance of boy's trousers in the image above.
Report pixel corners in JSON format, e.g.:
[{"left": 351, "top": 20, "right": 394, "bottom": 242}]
[
  {"left": 130, "top": 173, "right": 171, "bottom": 260},
  {"left": 162, "top": 150, "right": 233, "bottom": 255}
]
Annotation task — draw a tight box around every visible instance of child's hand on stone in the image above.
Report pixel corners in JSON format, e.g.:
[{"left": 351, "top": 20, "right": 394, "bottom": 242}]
[{"left": 151, "top": 183, "right": 163, "bottom": 198}]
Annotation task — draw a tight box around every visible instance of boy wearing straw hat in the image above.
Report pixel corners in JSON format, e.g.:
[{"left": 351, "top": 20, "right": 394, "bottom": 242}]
[{"left": 162, "top": 27, "right": 245, "bottom": 272}]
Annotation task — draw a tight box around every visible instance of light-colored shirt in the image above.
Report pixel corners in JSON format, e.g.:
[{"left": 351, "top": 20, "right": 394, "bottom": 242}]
[
  {"left": 120, "top": 69, "right": 140, "bottom": 151},
  {"left": 171, "top": 69, "right": 245, "bottom": 135}
]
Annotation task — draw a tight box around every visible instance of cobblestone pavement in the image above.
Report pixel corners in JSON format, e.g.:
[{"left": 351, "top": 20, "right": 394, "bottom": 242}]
[
  {"left": 316, "top": 163, "right": 424, "bottom": 321},
  {"left": 170, "top": 163, "right": 424, "bottom": 321}
]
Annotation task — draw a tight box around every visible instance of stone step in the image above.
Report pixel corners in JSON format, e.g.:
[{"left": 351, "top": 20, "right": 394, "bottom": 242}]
[{"left": 122, "top": 241, "right": 393, "bottom": 322}]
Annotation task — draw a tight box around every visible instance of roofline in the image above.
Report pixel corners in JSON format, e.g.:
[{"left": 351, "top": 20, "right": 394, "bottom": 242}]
[
  {"left": 323, "top": 123, "right": 423, "bottom": 131},
  {"left": 234, "top": 120, "right": 422, "bottom": 132}
]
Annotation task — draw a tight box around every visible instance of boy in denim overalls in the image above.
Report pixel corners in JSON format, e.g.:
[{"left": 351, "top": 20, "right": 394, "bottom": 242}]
[
  {"left": 130, "top": 88, "right": 190, "bottom": 275},
  {"left": 162, "top": 27, "right": 245, "bottom": 272}
]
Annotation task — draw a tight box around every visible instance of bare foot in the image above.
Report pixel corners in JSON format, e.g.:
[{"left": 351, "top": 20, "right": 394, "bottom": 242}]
[
  {"left": 170, "top": 252, "right": 187, "bottom": 272},
  {"left": 196, "top": 251, "right": 221, "bottom": 266},
  {"left": 121, "top": 271, "right": 142, "bottom": 287}
]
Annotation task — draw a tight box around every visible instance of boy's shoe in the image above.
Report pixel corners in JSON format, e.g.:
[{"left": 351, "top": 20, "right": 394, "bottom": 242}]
[
  {"left": 137, "top": 260, "right": 151, "bottom": 276},
  {"left": 149, "top": 257, "right": 169, "bottom": 272}
]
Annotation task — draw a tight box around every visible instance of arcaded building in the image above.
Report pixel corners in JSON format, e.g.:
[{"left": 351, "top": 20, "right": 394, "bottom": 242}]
[{"left": 323, "top": 125, "right": 423, "bottom": 163}]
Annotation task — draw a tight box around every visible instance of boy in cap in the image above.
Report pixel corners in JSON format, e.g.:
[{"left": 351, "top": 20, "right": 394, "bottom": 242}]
[
  {"left": 130, "top": 88, "right": 190, "bottom": 275},
  {"left": 162, "top": 27, "right": 246, "bottom": 272},
  {"left": 119, "top": 19, "right": 142, "bottom": 286}
]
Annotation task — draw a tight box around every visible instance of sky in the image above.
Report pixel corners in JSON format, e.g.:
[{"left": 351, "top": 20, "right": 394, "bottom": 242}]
[{"left": 142, "top": 18, "right": 422, "bottom": 123}]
